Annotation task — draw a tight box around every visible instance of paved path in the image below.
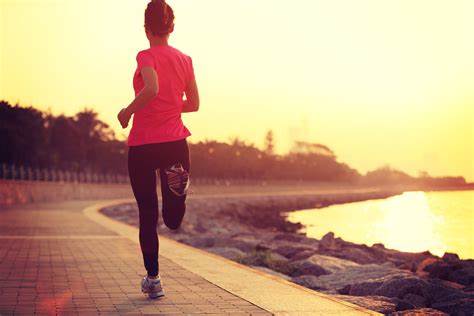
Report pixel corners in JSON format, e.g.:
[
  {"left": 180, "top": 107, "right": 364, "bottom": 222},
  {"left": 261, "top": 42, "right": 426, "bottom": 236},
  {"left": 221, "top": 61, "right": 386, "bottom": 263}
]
[
  {"left": 0, "top": 200, "right": 270, "bottom": 315},
  {"left": 0, "top": 199, "right": 379, "bottom": 315}
]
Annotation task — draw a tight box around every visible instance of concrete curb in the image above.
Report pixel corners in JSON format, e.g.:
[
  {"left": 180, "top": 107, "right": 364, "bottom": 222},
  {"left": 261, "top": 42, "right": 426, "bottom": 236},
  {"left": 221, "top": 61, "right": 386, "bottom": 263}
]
[{"left": 83, "top": 199, "right": 381, "bottom": 315}]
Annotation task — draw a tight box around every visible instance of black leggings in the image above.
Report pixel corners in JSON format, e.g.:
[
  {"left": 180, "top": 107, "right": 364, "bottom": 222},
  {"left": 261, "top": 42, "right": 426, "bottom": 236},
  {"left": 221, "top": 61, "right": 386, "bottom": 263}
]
[{"left": 127, "top": 138, "right": 190, "bottom": 277}]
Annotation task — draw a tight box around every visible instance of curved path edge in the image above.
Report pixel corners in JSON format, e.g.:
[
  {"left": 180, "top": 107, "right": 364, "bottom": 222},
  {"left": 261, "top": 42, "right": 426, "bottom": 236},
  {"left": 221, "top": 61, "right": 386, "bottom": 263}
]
[{"left": 84, "top": 199, "right": 381, "bottom": 316}]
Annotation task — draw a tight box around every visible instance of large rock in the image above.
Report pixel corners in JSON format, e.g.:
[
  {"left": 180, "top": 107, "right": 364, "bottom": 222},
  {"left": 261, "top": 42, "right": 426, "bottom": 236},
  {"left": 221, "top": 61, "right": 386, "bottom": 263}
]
[
  {"left": 290, "top": 249, "right": 316, "bottom": 261},
  {"left": 205, "top": 247, "right": 246, "bottom": 261},
  {"left": 301, "top": 262, "right": 410, "bottom": 293},
  {"left": 335, "top": 246, "right": 386, "bottom": 265},
  {"left": 332, "top": 295, "right": 397, "bottom": 314},
  {"left": 422, "top": 256, "right": 474, "bottom": 286},
  {"left": 317, "top": 232, "right": 388, "bottom": 264},
  {"left": 416, "top": 257, "right": 439, "bottom": 277},
  {"left": 288, "top": 259, "right": 330, "bottom": 277},
  {"left": 390, "top": 308, "right": 448, "bottom": 315},
  {"left": 213, "top": 237, "right": 258, "bottom": 252},
  {"left": 178, "top": 235, "right": 215, "bottom": 248},
  {"left": 239, "top": 250, "right": 292, "bottom": 275},
  {"left": 430, "top": 297, "right": 474, "bottom": 316},
  {"left": 273, "top": 245, "right": 315, "bottom": 259},
  {"left": 291, "top": 275, "right": 328, "bottom": 291},
  {"left": 249, "top": 265, "right": 291, "bottom": 281},
  {"left": 374, "top": 275, "right": 431, "bottom": 298},
  {"left": 319, "top": 232, "right": 340, "bottom": 250},
  {"left": 294, "top": 253, "right": 360, "bottom": 274},
  {"left": 339, "top": 274, "right": 428, "bottom": 297},
  {"left": 339, "top": 273, "right": 473, "bottom": 313},
  {"left": 402, "top": 293, "right": 428, "bottom": 308}
]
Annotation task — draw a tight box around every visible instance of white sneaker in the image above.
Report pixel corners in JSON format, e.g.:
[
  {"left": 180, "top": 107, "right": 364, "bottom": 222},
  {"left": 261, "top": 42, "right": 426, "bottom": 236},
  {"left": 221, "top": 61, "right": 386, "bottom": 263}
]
[{"left": 141, "top": 275, "right": 165, "bottom": 298}]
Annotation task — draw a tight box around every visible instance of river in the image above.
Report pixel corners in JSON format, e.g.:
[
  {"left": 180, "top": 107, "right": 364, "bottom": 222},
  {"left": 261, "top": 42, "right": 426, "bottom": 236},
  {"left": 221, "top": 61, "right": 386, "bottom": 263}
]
[{"left": 286, "top": 190, "right": 474, "bottom": 259}]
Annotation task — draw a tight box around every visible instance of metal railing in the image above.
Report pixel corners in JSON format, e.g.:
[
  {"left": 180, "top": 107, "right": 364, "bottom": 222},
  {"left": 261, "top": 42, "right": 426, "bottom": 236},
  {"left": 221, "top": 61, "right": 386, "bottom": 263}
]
[
  {"left": 0, "top": 163, "right": 129, "bottom": 184},
  {"left": 0, "top": 163, "right": 303, "bottom": 186}
]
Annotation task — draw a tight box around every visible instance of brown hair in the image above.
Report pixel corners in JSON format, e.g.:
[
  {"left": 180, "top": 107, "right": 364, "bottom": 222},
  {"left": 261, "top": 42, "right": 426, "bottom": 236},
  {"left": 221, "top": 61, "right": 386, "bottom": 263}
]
[{"left": 145, "top": 0, "right": 175, "bottom": 36}]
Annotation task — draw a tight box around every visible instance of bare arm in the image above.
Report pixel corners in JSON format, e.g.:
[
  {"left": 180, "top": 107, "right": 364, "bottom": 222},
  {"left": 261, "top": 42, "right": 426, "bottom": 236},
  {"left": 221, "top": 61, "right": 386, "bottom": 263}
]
[
  {"left": 126, "top": 67, "right": 158, "bottom": 115},
  {"left": 118, "top": 67, "right": 158, "bottom": 128},
  {"left": 182, "top": 76, "right": 200, "bottom": 113}
]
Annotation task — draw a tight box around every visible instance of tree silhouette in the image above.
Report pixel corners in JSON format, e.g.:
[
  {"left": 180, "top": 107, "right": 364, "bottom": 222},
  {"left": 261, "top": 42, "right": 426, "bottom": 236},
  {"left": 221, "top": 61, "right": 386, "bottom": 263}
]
[
  {"left": 0, "top": 100, "right": 467, "bottom": 187},
  {"left": 264, "top": 130, "right": 274, "bottom": 155}
]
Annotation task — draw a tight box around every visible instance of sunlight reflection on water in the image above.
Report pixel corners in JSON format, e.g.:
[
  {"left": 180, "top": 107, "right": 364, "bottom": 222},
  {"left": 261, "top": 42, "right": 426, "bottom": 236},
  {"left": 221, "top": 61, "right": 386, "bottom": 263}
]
[{"left": 287, "top": 191, "right": 474, "bottom": 259}]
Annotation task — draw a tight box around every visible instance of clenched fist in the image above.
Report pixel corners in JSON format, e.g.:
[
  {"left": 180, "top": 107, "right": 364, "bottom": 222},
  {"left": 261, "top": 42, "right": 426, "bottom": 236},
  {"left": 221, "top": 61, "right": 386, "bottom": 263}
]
[{"left": 117, "top": 108, "right": 132, "bottom": 129}]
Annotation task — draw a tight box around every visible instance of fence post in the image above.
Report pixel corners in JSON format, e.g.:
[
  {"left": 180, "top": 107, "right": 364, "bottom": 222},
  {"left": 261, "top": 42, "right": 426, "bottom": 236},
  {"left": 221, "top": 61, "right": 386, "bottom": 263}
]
[
  {"left": 18, "top": 165, "right": 25, "bottom": 180},
  {"left": 27, "top": 166, "right": 33, "bottom": 181},
  {"left": 10, "top": 164, "right": 16, "bottom": 180}
]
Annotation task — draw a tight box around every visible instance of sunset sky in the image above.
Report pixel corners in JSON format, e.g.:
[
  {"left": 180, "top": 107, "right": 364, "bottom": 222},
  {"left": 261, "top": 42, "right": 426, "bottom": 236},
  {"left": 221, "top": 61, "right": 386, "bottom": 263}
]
[{"left": 1, "top": 0, "right": 473, "bottom": 181}]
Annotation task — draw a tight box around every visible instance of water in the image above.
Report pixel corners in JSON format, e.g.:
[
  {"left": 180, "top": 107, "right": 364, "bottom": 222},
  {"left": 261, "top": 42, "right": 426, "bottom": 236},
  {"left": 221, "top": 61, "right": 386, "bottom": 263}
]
[{"left": 286, "top": 190, "right": 474, "bottom": 259}]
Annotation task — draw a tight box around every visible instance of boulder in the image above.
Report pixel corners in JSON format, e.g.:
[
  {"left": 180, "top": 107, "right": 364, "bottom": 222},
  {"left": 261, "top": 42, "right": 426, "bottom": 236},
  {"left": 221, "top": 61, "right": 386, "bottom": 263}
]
[
  {"left": 339, "top": 273, "right": 472, "bottom": 314},
  {"left": 288, "top": 259, "right": 330, "bottom": 277},
  {"left": 373, "top": 275, "right": 431, "bottom": 298},
  {"left": 442, "top": 252, "right": 460, "bottom": 263},
  {"left": 390, "top": 308, "right": 448, "bottom": 315},
  {"left": 430, "top": 297, "right": 474, "bottom": 316},
  {"left": 339, "top": 274, "right": 428, "bottom": 298},
  {"left": 290, "top": 249, "right": 316, "bottom": 261},
  {"left": 213, "top": 237, "right": 257, "bottom": 252},
  {"left": 206, "top": 247, "right": 246, "bottom": 261},
  {"left": 291, "top": 275, "right": 328, "bottom": 291},
  {"left": 319, "top": 232, "right": 340, "bottom": 250},
  {"left": 273, "top": 245, "right": 315, "bottom": 259},
  {"left": 193, "top": 219, "right": 209, "bottom": 233},
  {"left": 239, "top": 250, "right": 292, "bottom": 275},
  {"left": 416, "top": 257, "right": 439, "bottom": 277},
  {"left": 332, "top": 295, "right": 397, "bottom": 314},
  {"left": 250, "top": 265, "right": 291, "bottom": 281},
  {"left": 307, "top": 262, "right": 410, "bottom": 293},
  {"left": 426, "top": 279, "right": 473, "bottom": 308},
  {"left": 402, "top": 293, "right": 427, "bottom": 308},
  {"left": 296, "top": 253, "right": 360, "bottom": 274},
  {"left": 423, "top": 258, "right": 474, "bottom": 286},
  {"left": 178, "top": 235, "right": 215, "bottom": 248},
  {"left": 338, "top": 246, "right": 385, "bottom": 264}
]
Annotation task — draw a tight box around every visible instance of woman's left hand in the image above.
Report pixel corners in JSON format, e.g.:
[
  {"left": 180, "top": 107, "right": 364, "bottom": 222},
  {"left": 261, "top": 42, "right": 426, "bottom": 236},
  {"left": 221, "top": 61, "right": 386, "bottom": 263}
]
[{"left": 117, "top": 108, "right": 131, "bottom": 128}]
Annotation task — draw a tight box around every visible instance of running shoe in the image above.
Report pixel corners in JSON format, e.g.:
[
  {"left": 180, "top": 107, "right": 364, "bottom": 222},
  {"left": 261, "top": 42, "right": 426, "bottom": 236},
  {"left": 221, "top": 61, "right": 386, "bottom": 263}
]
[
  {"left": 141, "top": 275, "right": 165, "bottom": 299},
  {"left": 165, "top": 162, "right": 190, "bottom": 196}
]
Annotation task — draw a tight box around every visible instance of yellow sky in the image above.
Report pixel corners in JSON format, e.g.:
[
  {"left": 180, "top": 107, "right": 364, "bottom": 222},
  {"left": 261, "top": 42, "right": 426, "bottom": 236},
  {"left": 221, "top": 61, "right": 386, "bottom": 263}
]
[{"left": 1, "top": 0, "right": 473, "bottom": 181}]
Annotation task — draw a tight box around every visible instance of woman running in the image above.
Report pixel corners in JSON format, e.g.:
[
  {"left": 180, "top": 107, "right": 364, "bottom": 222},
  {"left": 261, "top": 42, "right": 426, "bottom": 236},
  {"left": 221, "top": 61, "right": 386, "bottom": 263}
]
[{"left": 117, "top": 0, "right": 199, "bottom": 299}]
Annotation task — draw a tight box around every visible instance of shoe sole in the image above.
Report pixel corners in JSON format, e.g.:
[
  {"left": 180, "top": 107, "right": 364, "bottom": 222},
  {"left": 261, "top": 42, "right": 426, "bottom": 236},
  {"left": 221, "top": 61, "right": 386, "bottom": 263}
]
[
  {"left": 148, "top": 290, "right": 165, "bottom": 299},
  {"left": 141, "top": 285, "right": 165, "bottom": 298}
]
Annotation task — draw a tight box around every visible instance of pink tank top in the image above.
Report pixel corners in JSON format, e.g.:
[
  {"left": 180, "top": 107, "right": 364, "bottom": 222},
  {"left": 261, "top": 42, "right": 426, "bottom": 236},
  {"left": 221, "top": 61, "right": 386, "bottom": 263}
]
[{"left": 127, "top": 45, "right": 194, "bottom": 146}]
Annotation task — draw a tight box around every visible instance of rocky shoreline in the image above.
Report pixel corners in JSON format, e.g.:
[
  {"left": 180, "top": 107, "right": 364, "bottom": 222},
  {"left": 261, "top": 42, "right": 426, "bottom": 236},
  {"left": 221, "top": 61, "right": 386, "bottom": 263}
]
[{"left": 101, "top": 190, "right": 473, "bottom": 315}]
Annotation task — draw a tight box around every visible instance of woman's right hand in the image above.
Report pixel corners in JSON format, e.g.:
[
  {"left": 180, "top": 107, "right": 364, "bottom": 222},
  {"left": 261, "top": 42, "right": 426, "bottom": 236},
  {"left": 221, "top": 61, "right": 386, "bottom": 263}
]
[{"left": 117, "top": 108, "right": 132, "bottom": 128}]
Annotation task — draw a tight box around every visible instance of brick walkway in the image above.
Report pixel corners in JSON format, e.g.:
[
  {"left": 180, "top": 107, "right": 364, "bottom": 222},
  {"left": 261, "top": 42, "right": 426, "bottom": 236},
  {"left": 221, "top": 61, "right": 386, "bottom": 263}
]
[{"left": 0, "top": 200, "right": 271, "bottom": 315}]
